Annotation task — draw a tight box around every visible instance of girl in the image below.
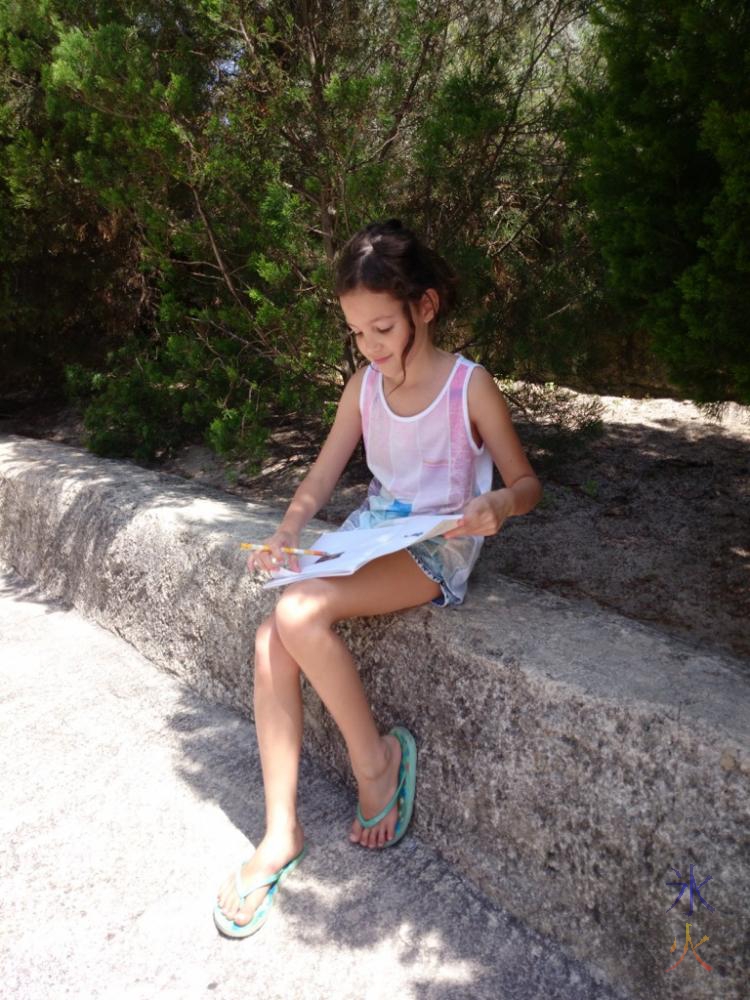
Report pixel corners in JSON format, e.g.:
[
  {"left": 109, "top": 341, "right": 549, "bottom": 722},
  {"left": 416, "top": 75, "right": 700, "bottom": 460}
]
[{"left": 215, "top": 218, "right": 541, "bottom": 938}]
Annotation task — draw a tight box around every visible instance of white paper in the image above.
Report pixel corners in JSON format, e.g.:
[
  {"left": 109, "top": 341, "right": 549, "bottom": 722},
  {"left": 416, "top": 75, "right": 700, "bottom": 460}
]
[{"left": 261, "top": 513, "right": 462, "bottom": 589}]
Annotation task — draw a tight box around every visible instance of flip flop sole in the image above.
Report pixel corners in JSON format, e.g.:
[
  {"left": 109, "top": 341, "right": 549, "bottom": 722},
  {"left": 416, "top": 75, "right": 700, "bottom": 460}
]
[{"left": 386, "top": 726, "right": 417, "bottom": 847}]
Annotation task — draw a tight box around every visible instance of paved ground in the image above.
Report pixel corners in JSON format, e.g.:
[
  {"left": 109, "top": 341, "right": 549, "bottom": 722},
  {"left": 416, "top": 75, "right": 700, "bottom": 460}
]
[{"left": 0, "top": 563, "right": 630, "bottom": 1000}]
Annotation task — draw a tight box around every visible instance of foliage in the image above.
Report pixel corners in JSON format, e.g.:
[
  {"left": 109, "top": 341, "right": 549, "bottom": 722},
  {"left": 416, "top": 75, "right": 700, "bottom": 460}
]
[
  {"left": 565, "top": 0, "right": 750, "bottom": 403},
  {"left": 1, "top": 0, "right": 644, "bottom": 463},
  {"left": 0, "top": 2, "right": 145, "bottom": 397}
]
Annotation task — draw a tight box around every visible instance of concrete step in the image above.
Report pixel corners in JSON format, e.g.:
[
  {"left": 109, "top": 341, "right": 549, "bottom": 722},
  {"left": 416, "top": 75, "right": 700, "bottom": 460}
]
[{"left": 1, "top": 432, "right": 746, "bottom": 999}]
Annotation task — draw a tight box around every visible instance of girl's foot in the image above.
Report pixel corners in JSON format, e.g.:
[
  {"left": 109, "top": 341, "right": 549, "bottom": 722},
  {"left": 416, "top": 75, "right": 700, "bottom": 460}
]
[
  {"left": 349, "top": 733, "right": 402, "bottom": 848},
  {"left": 216, "top": 824, "right": 305, "bottom": 928}
]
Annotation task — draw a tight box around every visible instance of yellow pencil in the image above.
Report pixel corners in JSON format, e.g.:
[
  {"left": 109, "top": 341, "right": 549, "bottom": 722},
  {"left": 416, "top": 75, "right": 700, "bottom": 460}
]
[{"left": 240, "top": 543, "right": 329, "bottom": 557}]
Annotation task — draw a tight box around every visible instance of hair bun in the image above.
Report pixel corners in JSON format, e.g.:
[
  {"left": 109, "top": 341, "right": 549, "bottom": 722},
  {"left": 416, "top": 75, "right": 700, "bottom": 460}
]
[
  {"left": 364, "top": 218, "right": 404, "bottom": 239},
  {"left": 365, "top": 218, "right": 402, "bottom": 235}
]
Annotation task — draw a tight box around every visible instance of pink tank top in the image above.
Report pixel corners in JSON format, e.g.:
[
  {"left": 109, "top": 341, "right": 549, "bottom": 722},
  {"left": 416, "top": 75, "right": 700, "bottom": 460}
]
[{"left": 358, "top": 354, "right": 494, "bottom": 516}]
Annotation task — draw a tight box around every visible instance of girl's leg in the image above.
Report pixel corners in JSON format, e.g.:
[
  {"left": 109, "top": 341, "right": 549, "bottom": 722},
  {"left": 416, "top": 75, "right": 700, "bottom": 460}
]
[
  {"left": 216, "top": 611, "right": 306, "bottom": 927},
  {"left": 254, "top": 613, "right": 304, "bottom": 833},
  {"left": 217, "top": 549, "right": 440, "bottom": 927},
  {"left": 273, "top": 548, "right": 441, "bottom": 850}
]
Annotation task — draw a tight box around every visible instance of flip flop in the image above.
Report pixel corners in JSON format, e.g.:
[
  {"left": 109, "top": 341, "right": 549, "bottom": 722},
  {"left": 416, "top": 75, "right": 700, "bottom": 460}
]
[
  {"left": 355, "top": 726, "right": 417, "bottom": 847},
  {"left": 213, "top": 845, "right": 307, "bottom": 938}
]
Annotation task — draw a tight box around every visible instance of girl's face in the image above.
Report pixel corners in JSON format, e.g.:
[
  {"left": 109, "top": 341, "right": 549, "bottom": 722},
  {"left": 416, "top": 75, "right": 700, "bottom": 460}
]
[{"left": 339, "top": 287, "right": 437, "bottom": 372}]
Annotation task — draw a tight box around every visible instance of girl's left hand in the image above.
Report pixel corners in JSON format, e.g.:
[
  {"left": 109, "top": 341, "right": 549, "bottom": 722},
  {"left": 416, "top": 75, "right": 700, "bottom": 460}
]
[{"left": 442, "top": 489, "right": 514, "bottom": 539}]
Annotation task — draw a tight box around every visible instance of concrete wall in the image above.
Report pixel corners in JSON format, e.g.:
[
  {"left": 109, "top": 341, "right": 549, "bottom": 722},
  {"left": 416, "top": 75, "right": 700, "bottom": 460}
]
[{"left": 1, "top": 433, "right": 747, "bottom": 999}]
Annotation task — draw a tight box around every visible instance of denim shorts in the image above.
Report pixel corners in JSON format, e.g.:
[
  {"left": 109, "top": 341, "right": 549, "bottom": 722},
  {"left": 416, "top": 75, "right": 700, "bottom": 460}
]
[{"left": 336, "top": 489, "right": 483, "bottom": 608}]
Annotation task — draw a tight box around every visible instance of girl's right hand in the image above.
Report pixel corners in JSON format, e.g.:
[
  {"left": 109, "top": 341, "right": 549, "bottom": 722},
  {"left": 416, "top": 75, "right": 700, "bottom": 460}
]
[{"left": 246, "top": 529, "right": 301, "bottom": 575}]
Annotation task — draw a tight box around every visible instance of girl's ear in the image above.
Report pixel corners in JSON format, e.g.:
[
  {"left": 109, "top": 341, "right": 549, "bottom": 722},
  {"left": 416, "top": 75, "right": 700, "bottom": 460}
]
[{"left": 420, "top": 289, "right": 439, "bottom": 324}]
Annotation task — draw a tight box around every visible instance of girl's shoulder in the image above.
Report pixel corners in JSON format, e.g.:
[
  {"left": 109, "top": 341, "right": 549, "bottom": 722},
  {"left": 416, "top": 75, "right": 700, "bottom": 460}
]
[
  {"left": 351, "top": 363, "right": 370, "bottom": 395},
  {"left": 353, "top": 362, "right": 376, "bottom": 384},
  {"left": 449, "top": 352, "right": 489, "bottom": 382},
  {"left": 455, "top": 352, "right": 486, "bottom": 372},
  {"left": 464, "top": 361, "right": 508, "bottom": 415},
  {"left": 345, "top": 364, "right": 370, "bottom": 415},
  {"left": 341, "top": 364, "right": 369, "bottom": 395}
]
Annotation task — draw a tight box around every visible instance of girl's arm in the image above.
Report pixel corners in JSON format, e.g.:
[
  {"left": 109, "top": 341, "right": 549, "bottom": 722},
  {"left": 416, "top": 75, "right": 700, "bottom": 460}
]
[
  {"left": 443, "top": 366, "right": 542, "bottom": 539},
  {"left": 248, "top": 368, "right": 365, "bottom": 574}
]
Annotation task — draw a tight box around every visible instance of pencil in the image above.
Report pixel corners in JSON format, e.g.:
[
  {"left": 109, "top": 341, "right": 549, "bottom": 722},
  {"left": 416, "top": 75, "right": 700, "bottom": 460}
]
[{"left": 240, "top": 543, "right": 328, "bottom": 557}]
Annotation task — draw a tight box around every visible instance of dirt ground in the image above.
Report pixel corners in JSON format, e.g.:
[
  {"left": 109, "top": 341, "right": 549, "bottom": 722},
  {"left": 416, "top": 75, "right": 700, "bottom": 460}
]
[{"left": 2, "top": 387, "right": 748, "bottom": 664}]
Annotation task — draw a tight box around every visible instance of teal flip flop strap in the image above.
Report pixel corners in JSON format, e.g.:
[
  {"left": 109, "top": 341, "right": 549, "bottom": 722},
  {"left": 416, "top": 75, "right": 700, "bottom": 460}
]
[
  {"left": 356, "top": 764, "right": 407, "bottom": 829},
  {"left": 234, "top": 846, "right": 307, "bottom": 901},
  {"left": 235, "top": 866, "right": 279, "bottom": 901}
]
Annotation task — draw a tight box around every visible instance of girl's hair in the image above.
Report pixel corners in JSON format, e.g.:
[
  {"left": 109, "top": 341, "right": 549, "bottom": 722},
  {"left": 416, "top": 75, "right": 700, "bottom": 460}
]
[{"left": 333, "top": 218, "right": 460, "bottom": 395}]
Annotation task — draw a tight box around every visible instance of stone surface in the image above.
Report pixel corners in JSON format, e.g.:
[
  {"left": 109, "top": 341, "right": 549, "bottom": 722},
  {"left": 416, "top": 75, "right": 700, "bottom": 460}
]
[{"left": 1, "top": 433, "right": 747, "bottom": 1000}]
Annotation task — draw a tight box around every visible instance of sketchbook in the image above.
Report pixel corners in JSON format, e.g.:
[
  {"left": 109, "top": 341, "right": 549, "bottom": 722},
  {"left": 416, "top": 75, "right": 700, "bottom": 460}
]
[{"left": 261, "top": 513, "right": 462, "bottom": 589}]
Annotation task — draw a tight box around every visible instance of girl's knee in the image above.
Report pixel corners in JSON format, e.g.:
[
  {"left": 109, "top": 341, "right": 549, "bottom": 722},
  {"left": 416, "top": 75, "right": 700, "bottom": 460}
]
[{"left": 274, "top": 583, "right": 333, "bottom": 651}]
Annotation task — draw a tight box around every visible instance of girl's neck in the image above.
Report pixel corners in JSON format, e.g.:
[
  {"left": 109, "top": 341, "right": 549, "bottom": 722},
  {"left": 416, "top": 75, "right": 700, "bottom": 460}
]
[{"left": 381, "top": 341, "right": 454, "bottom": 395}]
